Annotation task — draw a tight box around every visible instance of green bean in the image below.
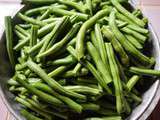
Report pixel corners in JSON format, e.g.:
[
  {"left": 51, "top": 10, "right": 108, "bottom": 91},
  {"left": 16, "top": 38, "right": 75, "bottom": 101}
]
[
  {"left": 15, "top": 25, "right": 30, "bottom": 37},
  {"left": 105, "top": 43, "right": 123, "bottom": 114},
  {"left": 26, "top": 60, "right": 86, "bottom": 100},
  {"left": 24, "top": 6, "right": 49, "bottom": 16},
  {"left": 48, "top": 66, "right": 68, "bottom": 78},
  {"left": 18, "top": 13, "right": 47, "bottom": 27},
  {"left": 61, "top": 68, "right": 89, "bottom": 78},
  {"left": 15, "top": 74, "right": 64, "bottom": 106},
  {"left": 125, "top": 34, "right": 143, "bottom": 49},
  {"left": 27, "top": 38, "right": 45, "bottom": 54},
  {"left": 58, "top": 0, "right": 87, "bottom": 13},
  {"left": 87, "top": 42, "right": 112, "bottom": 84},
  {"left": 76, "top": 77, "right": 97, "bottom": 84},
  {"left": 8, "top": 78, "right": 19, "bottom": 86},
  {"left": 129, "top": 67, "right": 160, "bottom": 76},
  {"left": 37, "top": 22, "right": 81, "bottom": 58},
  {"left": 86, "top": 0, "right": 93, "bottom": 15},
  {"left": 90, "top": 31, "right": 98, "bottom": 49},
  {"left": 109, "top": 10, "right": 152, "bottom": 65},
  {"left": 67, "top": 46, "right": 77, "bottom": 59},
  {"left": 72, "top": 63, "right": 81, "bottom": 75},
  {"left": 111, "top": 0, "right": 145, "bottom": 27},
  {"left": 76, "top": 8, "right": 111, "bottom": 61},
  {"left": 32, "top": 82, "right": 83, "bottom": 113},
  {"left": 102, "top": 26, "right": 129, "bottom": 65},
  {"left": 42, "top": 17, "right": 62, "bottom": 24},
  {"left": 15, "top": 97, "right": 52, "bottom": 120},
  {"left": 116, "top": 11, "right": 136, "bottom": 25},
  {"left": 14, "top": 30, "right": 26, "bottom": 39},
  {"left": 84, "top": 61, "right": 112, "bottom": 94},
  {"left": 127, "top": 24, "right": 149, "bottom": 34},
  {"left": 95, "top": 24, "right": 108, "bottom": 66},
  {"left": 38, "top": 16, "right": 71, "bottom": 56},
  {"left": 121, "top": 27, "right": 147, "bottom": 43},
  {"left": 20, "top": 109, "right": 43, "bottom": 120},
  {"left": 5, "top": 16, "right": 15, "bottom": 68},
  {"left": 30, "top": 25, "right": 38, "bottom": 47},
  {"left": 48, "top": 55, "right": 76, "bottom": 66},
  {"left": 126, "top": 75, "right": 140, "bottom": 92},
  {"left": 81, "top": 103, "right": 100, "bottom": 111},
  {"left": 19, "top": 24, "right": 32, "bottom": 29},
  {"left": 64, "top": 85, "right": 101, "bottom": 96},
  {"left": 15, "top": 63, "right": 27, "bottom": 71},
  {"left": 50, "top": 7, "right": 89, "bottom": 21},
  {"left": 38, "top": 9, "right": 51, "bottom": 21}
]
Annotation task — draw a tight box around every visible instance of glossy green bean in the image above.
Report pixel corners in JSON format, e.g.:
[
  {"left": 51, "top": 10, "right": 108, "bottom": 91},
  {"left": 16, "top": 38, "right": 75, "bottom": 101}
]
[
  {"left": 30, "top": 25, "right": 38, "bottom": 47},
  {"left": 64, "top": 85, "right": 101, "bottom": 96},
  {"left": 50, "top": 7, "right": 89, "bottom": 21},
  {"left": 129, "top": 67, "right": 160, "bottom": 76},
  {"left": 20, "top": 109, "right": 43, "bottom": 120},
  {"left": 5, "top": 16, "right": 15, "bottom": 68},
  {"left": 126, "top": 75, "right": 140, "bottom": 92},
  {"left": 18, "top": 13, "right": 47, "bottom": 27},
  {"left": 48, "top": 66, "right": 68, "bottom": 78},
  {"left": 26, "top": 60, "right": 86, "bottom": 100},
  {"left": 105, "top": 43, "right": 124, "bottom": 114},
  {"left": 76, "top": 8, "right": 111, "bottom": 61}
]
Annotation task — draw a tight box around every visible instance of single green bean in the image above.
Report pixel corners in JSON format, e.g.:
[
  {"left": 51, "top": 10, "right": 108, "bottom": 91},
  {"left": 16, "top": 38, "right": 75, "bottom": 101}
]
[
  {"left": 95, "top": 24, "right": 108, "bottom": 66},
  {"left": 127, "top": 24, "right": 149, "bottom": 34},
  {"left": 30, "top": 25, "right": 38, "bottom": 47},
  {"left": 18, "top": 13, "right": 47, "bottom": 27},
  {"left": 76, "top": 8, "right": 111, "bottom": 61},
  {"left": 24, "top": 6, "right": 49, "bottom": 16},
  {"left": 14, "top": 30, "right": 26, "bottom": 39},
  {"left": 105, "top": 43, "right": 123, "bottom": 114},
  {"left": 15, "top": 25, "right": 30, "bottom": 37},
  {"left": 38, "top": 9, "right": 51, "bottom": 21},
  {"left": 20, "top": 109, "right": 43, "bottom": 120},
  {"left": 48, "top": 66, "right": 68, "bottom": 78},
  {"left": 5, "top": 16, "right": 15, "bottom": 68},
  {"left": 48, "top": 55, "right": 76, "bottom": 66},
  {"left": 81, "top": 103, "right": 100, "bottom": 111},
  {"left": 129, "top": 67, "right": 160, "bottom": 76},
  {"left": 64, "top": 85, "right": 101, "bottom": 96},
  {"left": 126, "top": 75, "right": 140, "bottom": 92},
  {"left": 50, "top": 7, "right": 89, "bottom": 21}
]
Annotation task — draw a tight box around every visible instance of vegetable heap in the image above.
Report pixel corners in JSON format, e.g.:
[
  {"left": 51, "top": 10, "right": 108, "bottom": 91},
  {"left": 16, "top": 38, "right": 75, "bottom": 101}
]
[{"left": 5, "top": 0, "right": 160, "bottom": 120}]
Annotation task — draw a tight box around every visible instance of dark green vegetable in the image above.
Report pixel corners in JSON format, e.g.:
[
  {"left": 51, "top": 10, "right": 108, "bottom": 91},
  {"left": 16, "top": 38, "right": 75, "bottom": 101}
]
[
  {"left": 5, "top": 16, "right": 15, "bottom": 68},
  {"left": 129, "top": 67, "right": 160, "bottom": 76},
  {"left": 26, "top": 60, "right": 86, "bottom": 100},
  {"left": 76, "top": 8, "right": 111, "bottom": 61}
]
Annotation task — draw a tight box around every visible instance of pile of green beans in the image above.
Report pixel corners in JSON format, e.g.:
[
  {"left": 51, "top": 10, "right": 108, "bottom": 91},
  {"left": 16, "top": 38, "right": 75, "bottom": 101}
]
[{"left": 5, "top": 0, "right": 160, "bottom": 120}]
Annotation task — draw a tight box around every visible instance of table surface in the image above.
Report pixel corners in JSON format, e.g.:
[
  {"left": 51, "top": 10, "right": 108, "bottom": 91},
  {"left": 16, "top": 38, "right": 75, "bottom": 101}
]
[{"left": 0, "top": 0, "right": 160, "bottom": 120}]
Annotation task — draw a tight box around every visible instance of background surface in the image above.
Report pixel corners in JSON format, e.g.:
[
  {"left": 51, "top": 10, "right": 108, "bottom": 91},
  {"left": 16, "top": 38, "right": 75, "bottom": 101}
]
[{"left": 0, "top": 0, "right": 160, "bottom": 119}]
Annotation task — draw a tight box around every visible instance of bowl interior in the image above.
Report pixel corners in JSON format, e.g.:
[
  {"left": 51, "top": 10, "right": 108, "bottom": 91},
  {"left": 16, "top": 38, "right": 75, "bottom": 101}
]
[{"left": 0, "top": 2, "right": 160, "bottom": 120}]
